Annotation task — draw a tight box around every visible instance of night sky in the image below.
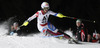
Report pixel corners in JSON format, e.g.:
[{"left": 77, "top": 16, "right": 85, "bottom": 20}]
[{"left": 0, "top": 0, "right": 100, "bottom": 34}]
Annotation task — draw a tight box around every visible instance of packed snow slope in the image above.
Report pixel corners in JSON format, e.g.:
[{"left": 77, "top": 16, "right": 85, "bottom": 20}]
[{"left": 0, "top": 21, "right": 100, "bottom": 48}]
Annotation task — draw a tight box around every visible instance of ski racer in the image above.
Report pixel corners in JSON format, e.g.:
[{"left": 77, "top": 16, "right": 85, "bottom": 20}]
[
  {"left": 21, "top": 2, "right": 78, "bottom": 43},
  {"left": 73, "top": 19, "right": 91, "bottom": 42}
]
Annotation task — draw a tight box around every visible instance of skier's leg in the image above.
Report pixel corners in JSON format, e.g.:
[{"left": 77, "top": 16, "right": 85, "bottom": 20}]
[
  {"left": 87, "top": 34, "right": 91, "bottom": 42},
  {"left": 57, "top": 30, "right": 71, "bottom": 39},
  {"left": 45, "top": 22, "right": 78, "bottom": 43},
  {"left": 47, "top": 22, "right": 71, "bottom": 39},
  {"left": 37, "top": 23, "right": 48, "bottom": 36},
  {"left": 47, "top": 29, "right": 78, "bottom": 43}
]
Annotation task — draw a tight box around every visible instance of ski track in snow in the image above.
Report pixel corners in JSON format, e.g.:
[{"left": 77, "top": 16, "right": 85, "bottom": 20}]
[
  {"left": 0, "top": 21, "right": 100, "bottom": 48},
  {"left": 0, "top": 35, "right": 100, "bottom": 48}
]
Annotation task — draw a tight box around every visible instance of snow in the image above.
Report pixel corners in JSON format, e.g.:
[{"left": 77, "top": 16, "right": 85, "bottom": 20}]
[{"left": 0, "top": 21, "right": 100, "bottom": 48}]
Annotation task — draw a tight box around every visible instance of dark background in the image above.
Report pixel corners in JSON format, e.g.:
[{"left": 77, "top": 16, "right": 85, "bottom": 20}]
[{"left": 0, "top": 0, "right": 100, "bottom": 35}]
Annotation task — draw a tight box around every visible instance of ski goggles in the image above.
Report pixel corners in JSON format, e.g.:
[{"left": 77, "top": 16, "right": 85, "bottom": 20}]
[{"left": 43, "top": 7, "right": 49, "bottom": 10}]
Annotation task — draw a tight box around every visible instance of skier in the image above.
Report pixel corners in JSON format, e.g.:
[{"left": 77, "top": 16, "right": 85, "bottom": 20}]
[
  {"left": 21, "top": 2, "right": 78, "bottom": 43},
  {"left": 10, "top": 22, "right": 20, "bottom": 36},
  {"left": 73, "top": 19, "right": 91, "bottom": 42},
  {"left": 88, "top": 23, "right": 100, "bottom": 43}
]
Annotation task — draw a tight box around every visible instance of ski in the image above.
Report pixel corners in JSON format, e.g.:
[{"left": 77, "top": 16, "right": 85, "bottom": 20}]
[{"left": 41, "top": 34, "right": 64, "bottom": 38}]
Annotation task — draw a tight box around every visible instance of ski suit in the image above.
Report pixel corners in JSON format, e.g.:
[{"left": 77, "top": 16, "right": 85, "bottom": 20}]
[{"left": 27, "top": 10, "right": 70, "bottom": 39}]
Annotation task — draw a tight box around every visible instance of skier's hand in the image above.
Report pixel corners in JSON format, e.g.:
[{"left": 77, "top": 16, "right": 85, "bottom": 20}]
[
  {"left": 57, "top": 13, "right": 67, "bottom": 18},
  {"left": 22, "top": 21, "right": 29, "bottom": 26}
]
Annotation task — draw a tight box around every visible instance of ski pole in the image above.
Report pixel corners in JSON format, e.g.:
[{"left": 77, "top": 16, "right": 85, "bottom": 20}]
[{"left": 65, "top": 16, "right": 96, "bottom": 23}]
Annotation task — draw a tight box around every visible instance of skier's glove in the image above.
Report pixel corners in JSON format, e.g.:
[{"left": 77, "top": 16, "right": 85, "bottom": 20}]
[
  {"left": 57, "top": 13, "right": 67, "bottom": 18},
  {"left": 22, "top": 21, "right": 29, "bottom": 26}
]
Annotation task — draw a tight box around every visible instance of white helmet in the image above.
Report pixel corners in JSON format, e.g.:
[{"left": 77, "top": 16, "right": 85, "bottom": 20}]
[
  {"left": 41, "top": 2, "right": 50, "bottom": 10},
  {"left": 76, "top": 19, "right": 82, "bottom": 23}
]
